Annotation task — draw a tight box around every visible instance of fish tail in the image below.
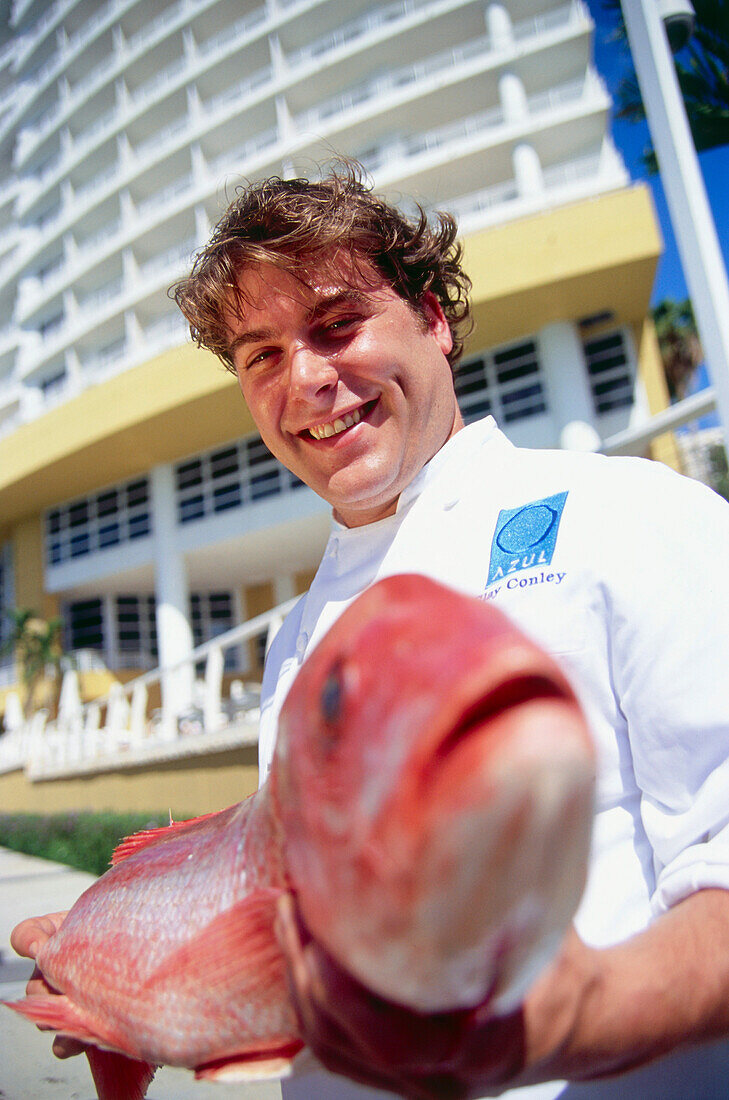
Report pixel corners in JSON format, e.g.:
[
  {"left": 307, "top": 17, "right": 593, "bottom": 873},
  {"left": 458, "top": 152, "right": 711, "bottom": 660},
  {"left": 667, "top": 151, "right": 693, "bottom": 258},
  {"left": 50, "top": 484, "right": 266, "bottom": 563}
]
[
  {"left": 87, "top": 1048, "right": 157, "bottom": 1100},
  {"left": 4, "top": 995, "right": 155, "bottom": 1099}
]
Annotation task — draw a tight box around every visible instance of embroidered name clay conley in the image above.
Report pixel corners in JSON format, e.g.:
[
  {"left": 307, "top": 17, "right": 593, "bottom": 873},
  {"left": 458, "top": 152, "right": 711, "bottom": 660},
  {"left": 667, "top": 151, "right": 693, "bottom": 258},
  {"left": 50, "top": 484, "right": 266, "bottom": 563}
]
[
  {"left": 483, "top": 570, "right": 567, "bottom": 601},
  {"left": 486, "top": 492, "right": 568, "bottom": 588}
]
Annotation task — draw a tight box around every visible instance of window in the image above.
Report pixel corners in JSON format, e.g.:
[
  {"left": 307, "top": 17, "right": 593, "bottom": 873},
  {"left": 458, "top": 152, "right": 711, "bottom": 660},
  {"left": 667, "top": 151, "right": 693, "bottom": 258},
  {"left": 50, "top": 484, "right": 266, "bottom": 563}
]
[
  {"left": 0, "top": 543, "right": 14, "bottom": 662},
  {"left": 115, "top": 595, "right": 157, "bottom": 668},
  {"left": 64, "top": 599, "right": 104, "bottom": 652},
  {"left": 582, "top": 331, "right": 634, "bottom": 414},
  {"left": 190, "top": 592, "right": 236, "bottom": 670},
  {"left": 39, "top": 312, "right": 64, "bottom": 338},
  {"left": 456, "top": 340, "right": 547, "bottom": 425},
  {"left": 61, "top": 589, "right": 238, "bottom": 672},
  {"left": 175, "top": 435, "right": 303, "bottom": 525},
  {"left": 45, "top": 477, "right": 152, "bottom": 566},
  {"left": 40, "top": 370, "right": 67, "bottom": 397}
]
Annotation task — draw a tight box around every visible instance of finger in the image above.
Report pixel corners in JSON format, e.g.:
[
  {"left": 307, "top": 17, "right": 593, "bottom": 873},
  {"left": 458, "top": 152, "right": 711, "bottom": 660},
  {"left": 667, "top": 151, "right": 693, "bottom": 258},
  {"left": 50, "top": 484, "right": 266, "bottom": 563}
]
[
  {"left": 10, "top": 912, "right": 68, "bottom": 958},
  {"left": 52, "top": 1035, "right": 88, "bottom": 1060},
  {"left": 25, "top": 964, "right": 63, "bottom": 1003}
]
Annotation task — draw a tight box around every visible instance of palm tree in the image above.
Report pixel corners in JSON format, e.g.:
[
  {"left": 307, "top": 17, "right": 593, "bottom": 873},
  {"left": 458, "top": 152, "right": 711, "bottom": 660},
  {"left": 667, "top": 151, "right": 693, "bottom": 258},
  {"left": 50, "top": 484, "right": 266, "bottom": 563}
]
[
  {"left": 604, "top": 0, "right": 729, "bottom": 173},
  {"left": 651, "top": 298, "right": 703, "bottom": 400},
  {"left": 1, "top": 609, "right": 64, "bottom": 718}
]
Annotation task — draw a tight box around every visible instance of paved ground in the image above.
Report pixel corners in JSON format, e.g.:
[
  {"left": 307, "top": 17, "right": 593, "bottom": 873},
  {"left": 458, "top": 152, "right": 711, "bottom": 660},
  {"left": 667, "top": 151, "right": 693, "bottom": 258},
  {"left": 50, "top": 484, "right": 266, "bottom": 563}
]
[{"left": 0, "top": 846, "right": 282, "bottom": 1100}]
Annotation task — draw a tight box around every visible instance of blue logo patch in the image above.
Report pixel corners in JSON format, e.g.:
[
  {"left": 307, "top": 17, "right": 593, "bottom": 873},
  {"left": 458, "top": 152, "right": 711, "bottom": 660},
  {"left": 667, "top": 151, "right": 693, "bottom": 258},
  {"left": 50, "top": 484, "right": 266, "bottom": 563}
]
[{"left": 487, "top": 491, "right": 568, "bottom": 585}]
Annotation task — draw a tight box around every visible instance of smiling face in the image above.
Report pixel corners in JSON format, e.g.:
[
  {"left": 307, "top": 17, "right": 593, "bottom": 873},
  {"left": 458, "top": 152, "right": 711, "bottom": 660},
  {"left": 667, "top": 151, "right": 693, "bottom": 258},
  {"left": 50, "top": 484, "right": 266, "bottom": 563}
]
[{"left": 227, "top": 255, "right": 464, "bottom": 527}]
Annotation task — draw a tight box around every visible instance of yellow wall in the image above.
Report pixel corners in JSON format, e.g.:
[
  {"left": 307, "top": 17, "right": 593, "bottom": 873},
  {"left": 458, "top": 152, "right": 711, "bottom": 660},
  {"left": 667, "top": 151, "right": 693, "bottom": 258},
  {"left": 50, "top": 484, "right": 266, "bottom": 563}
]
[
  {"left": 0, "top": 343, "right": 247, "bottom": 526},
  {"left": 0, "top": 746, "right": 259, "bottom": 816},
  {"left": 295, "top": 569, "right": 317, "bottom": 594},
  {"left": 464, "top": 185, "right": 661, "bottom": 353},
  {"left": 12, "top": 516, "right": 58, "bottom": 619},
  {"left": 243, "top": 581, "right": 275, "bottom": 677},
  {"left": 633, "top": 319, "right": 683, "bottom": 470}
]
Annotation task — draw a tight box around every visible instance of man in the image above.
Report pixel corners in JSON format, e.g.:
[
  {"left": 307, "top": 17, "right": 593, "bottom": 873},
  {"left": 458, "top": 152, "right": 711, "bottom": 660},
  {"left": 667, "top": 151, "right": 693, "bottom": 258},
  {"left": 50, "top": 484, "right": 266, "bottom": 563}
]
[{"left": 13, "top": 164, "right": 729, "bottom": 1098}]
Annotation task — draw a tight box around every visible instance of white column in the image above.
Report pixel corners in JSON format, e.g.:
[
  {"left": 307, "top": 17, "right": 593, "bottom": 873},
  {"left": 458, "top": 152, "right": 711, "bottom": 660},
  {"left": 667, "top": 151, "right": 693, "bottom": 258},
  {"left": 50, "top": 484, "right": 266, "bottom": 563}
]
[
  {"left": 104, "top": 593, "right": 118, "bottom": 670},
  {"left": 486, "top": 2, "right": 513, "bottom": 51},
  {"left": 269, "top": 32, "right": 287, "bottom": 79},
  {"left": 194, "top": 202, "right": 211, "bottom": 244},
  {"left": 150, "top": 463, "right": 194, "bottom": 737},
  {"left": 512, "top": 142, "right": 544, "bottom": 198},
  {"left": 499, "top": 71, "right": 528, "bottom": 124},
  {"left": 186, "top": 83, "right": 202, "bottom": 124},
  {"left": 537, "top": 322, "right": 597, "bottom": 443},
  {"left": 64, "top": 345, "right": 82, "bottom": 392},
  {"left": 62, "top": 287, "right": 78, "bottom": 324},
  {"left": 275, "top": 93, "right": 294, "bottom": 145}
]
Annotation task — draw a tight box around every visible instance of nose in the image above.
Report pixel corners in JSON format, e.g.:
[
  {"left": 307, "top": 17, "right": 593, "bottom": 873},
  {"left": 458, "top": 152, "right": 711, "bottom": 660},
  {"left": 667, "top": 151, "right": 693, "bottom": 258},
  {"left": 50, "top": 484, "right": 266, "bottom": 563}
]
[{"left": 288, "top": 343, "right": 338, "bottom": 400}]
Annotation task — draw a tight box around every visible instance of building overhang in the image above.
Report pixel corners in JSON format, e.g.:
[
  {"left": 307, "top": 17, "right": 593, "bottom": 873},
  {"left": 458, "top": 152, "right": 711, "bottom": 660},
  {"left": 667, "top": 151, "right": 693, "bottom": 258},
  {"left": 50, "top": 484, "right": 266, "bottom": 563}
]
[
  {"left": 0, "top": 185, "right": 662, "bottom": 529},
  {"left": 0, "top": 345, "right": 247, "bottom": 528},
  {"left": 462, "top": 184, "right": 662, "bottom": 353}
]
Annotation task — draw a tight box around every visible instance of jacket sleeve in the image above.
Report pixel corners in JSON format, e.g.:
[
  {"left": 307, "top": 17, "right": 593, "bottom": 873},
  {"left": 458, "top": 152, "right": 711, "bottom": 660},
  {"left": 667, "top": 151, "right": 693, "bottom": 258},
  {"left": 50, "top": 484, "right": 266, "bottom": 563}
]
[{"left": 607, "top": 460, "right": 729, "bottom": 913}]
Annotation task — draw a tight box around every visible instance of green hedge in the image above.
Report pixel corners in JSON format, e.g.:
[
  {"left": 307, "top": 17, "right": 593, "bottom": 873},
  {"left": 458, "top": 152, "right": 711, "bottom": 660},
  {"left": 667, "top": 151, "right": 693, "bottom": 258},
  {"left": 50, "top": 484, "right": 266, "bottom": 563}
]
[{"left": 0, "top": 812, "right": 174, "bottom": 876}]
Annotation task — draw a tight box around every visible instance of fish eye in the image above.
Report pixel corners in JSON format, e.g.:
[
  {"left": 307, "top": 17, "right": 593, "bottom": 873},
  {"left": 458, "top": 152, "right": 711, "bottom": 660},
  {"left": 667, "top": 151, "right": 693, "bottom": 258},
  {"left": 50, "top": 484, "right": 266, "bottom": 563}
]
[{"left": 320, "top": 663, "right": 343, "bottom": 725}]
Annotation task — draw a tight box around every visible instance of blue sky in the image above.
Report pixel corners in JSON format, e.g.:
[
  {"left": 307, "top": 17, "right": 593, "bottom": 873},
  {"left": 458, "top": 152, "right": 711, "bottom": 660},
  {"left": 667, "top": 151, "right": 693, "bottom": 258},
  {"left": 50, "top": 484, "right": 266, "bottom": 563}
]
[{"left": 587, "top": 1, "right": 729, "bottom": 306}]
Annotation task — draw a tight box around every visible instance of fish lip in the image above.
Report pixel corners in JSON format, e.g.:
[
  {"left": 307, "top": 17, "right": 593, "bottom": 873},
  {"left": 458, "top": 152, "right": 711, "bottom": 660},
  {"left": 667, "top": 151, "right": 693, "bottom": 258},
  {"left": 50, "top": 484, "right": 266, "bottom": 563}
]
[{"left": 427, "top": 672, "right": 572, "bottom": 770}]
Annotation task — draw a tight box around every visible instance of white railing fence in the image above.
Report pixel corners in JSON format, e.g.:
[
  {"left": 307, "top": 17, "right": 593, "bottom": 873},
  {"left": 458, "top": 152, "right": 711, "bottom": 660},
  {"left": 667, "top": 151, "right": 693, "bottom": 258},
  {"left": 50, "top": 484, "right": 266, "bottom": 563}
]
[{"left": 0, "top": 597, "right": 299, "bottom": 779}]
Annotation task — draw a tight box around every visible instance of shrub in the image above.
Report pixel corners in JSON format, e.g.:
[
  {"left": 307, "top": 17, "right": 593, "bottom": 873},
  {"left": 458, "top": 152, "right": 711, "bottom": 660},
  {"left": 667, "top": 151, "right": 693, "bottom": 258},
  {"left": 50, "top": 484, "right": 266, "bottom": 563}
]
[{"left": 0, "top": 812, "right": 176, "bottom": 876}]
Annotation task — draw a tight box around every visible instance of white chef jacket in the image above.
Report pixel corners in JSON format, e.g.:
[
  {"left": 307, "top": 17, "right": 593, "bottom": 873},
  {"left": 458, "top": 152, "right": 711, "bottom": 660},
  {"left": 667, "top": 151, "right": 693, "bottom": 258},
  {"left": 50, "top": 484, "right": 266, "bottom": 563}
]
[{"left": 258, "top": 417, "right": 729, "bottom": 1099}]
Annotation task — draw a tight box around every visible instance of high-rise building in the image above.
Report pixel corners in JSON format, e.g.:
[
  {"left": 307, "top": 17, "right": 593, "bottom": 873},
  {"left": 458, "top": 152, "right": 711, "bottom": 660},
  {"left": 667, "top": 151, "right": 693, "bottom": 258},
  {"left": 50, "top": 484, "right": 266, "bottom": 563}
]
[{"left": 0, "top": 0, "right": 669, "bottom": 725}]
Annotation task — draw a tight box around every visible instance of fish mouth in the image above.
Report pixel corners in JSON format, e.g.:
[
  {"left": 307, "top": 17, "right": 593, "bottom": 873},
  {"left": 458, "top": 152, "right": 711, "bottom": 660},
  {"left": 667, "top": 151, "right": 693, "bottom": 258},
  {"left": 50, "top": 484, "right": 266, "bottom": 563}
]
[
  {"left": 433, "top": 674, "right": 571, "bottom": 765},
  {"left": 415, "top": 670, "right": 584, "bottom": 804}
]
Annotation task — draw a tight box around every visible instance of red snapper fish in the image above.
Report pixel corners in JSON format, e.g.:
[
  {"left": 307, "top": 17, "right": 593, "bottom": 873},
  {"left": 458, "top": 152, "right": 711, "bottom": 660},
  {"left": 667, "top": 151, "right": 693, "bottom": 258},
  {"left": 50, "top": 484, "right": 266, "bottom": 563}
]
[{"left": 6, "top": 574, "right": 595, "bottom": 1100}]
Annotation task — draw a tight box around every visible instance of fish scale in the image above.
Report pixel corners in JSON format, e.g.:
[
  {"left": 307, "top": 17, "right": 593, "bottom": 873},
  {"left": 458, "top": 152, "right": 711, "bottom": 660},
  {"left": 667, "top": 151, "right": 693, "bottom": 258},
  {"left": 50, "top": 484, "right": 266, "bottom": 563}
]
[{"left": 5, "top": 574, "right": 595, "bottom": 1100}]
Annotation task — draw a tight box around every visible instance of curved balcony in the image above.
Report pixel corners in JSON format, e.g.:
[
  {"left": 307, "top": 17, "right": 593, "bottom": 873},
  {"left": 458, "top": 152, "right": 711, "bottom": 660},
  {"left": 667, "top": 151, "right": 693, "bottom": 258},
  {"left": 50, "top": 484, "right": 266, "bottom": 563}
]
[{"left": 9, "top": 0, "right": 588, "bottom": 298}]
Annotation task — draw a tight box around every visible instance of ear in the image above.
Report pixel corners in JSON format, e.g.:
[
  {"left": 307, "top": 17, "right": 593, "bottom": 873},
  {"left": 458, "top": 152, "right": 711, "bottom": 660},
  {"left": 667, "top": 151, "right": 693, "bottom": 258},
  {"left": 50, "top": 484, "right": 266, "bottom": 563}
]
[{"left": 421, "top": 292, "right": 453, "bottom": 357}]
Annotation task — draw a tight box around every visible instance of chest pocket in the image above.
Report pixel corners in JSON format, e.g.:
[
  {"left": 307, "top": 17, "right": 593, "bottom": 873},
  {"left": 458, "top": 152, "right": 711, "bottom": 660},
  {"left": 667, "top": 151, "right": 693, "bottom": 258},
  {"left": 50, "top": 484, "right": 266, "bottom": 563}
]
[{"left": 486, "top": 568, "right": 589, "bottom": 658}]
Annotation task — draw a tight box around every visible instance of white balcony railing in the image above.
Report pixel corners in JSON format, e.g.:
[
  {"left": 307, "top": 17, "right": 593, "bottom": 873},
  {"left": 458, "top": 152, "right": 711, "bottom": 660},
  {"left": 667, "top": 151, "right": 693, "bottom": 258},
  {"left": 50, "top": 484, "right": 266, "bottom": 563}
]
[
  {"left": 66, "top": 0, "right": 116, "bottom": 52},
  {"left": 513, "top": 0, "right": 589, "bottom": 41},
  {"left": 125, "top": 0, "right": 187, "bottom": 52},
  {"left": 0, "top": 597, "right": 299, "bottom": 778},
  {"left": 139, "top": 238, "right": 196, "bottom": 279},
  {"left": 198, "top": 5, "right": 266, "bottom": 57},
  {"left": 136, "top": 174, "right": 194, "bottom": 218}
]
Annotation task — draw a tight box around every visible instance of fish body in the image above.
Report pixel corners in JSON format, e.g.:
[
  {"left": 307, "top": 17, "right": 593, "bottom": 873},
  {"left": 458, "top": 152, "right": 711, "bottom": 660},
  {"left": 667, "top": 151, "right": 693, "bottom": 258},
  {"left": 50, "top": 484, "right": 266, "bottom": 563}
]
[{"left": 6, "top": 575, "right": 595, "bottom": 1098}]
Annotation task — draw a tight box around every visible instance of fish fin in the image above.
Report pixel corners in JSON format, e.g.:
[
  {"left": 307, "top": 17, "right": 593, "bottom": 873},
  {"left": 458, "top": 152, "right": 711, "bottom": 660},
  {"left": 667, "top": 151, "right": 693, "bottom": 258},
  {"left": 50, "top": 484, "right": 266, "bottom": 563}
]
[
  {"left": 5, "top": 997, "right": 157, "bottom": 1098},
  {"left": 111, "top": 811, "right": 221, "bottom": 864},
  {"left": 87, "top": 1049, "right": 157, "bottom": 1100},
  {"left": 148, "top": 887, "right": 285, "bottom": 992},
  {"left": 4, "top": 993, "right": 108, "bottom": 1046},
  {"left": 195, "top": 1040, "right": 304, "bottom": 1081}
]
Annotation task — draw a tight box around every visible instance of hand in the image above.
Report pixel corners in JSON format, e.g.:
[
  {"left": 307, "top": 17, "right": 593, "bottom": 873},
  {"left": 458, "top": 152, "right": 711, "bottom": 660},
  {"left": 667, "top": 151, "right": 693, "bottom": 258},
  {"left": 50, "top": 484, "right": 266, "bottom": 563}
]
[
  {"left": 275, "top": 894, "right": 595, "bottom": 1099},
  {"left": 10, "top": 911, "right": 87, "bottom": 1060}
]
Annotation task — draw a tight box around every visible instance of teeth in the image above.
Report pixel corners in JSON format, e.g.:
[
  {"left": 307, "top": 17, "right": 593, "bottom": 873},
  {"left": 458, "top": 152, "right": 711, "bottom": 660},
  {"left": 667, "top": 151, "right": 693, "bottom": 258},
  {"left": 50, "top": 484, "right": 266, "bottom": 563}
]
[{"left": 310, "top": 407, "right": 362, "bottom": 440}]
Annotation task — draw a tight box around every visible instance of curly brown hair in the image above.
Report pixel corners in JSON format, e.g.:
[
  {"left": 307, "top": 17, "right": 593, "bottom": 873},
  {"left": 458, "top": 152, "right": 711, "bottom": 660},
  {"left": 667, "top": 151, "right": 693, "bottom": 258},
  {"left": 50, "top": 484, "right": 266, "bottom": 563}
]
[{"left": 172, "top": 161, "right": 472, "bottom": 373}]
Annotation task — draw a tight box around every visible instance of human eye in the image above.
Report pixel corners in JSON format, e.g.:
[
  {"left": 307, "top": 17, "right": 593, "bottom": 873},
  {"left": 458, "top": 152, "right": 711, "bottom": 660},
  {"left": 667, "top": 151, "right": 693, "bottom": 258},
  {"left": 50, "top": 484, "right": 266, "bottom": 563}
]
[
  {"left": 246, "top": 346, "right": 278, "bottom": 369},
  {"left": 322, "top": 314, "right": 362, "bottom": 339}
]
